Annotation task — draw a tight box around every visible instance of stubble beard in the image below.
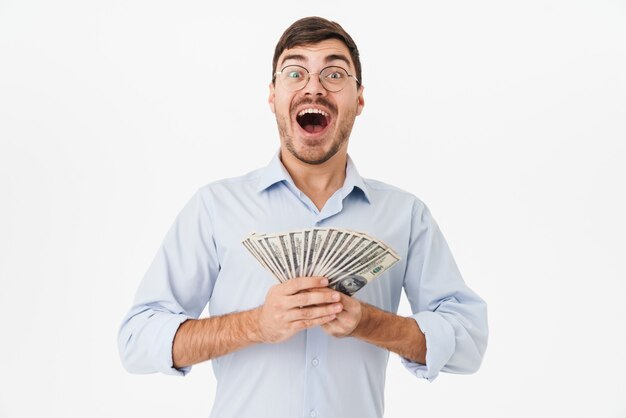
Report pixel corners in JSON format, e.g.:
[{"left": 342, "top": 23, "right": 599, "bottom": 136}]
[{"left": 276, "top": 109, "right": 357, "bottom": 166}]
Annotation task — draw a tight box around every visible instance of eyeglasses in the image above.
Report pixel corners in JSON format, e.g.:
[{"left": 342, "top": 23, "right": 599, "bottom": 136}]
[{"left": 274, "top": 65, "right": 359, "bottom": 92}]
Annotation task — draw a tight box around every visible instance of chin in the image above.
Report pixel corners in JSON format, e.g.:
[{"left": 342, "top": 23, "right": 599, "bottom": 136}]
[
  {"left": 277, "top": 114, "right": 349, "bottom": 165},
  {"left": 287, "top": 140, "right": 344, "bottom": 165}
]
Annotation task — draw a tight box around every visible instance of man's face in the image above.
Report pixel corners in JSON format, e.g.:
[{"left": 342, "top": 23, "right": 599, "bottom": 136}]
[{"left": 269, "top": 38, "right": 365, "bottom": 165}]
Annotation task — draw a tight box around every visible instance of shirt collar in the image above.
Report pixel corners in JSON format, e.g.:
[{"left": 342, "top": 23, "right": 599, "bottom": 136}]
[
  {"left": 256, "top": 151, "right": 294, "bottom": 192},
  {"left": 256, "top": 151, "right": 371, "bottom": 204},
  {"left": 343, "top": 155, "right": 372, "bottom": 203}
]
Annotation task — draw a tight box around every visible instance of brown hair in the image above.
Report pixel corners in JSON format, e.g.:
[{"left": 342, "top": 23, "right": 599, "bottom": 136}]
[{"left": 272, "top": 16, "right": 362, "bottom": 86}]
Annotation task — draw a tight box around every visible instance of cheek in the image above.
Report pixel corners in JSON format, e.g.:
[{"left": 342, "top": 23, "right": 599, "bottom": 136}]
[
  {"left": 274, "top": 97, "right": 291, "bottom": 117},
  {"left": 271, "top": 90, "right": 294, "bottom": 113},
  {"left": 268, "top": 85, "right": 293, "bottom": 115},
  {"left": 339, "top": 95, "right": 360, "bottom": 114}
]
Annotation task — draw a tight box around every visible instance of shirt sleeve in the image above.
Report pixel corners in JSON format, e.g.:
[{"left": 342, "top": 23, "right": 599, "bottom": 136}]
[
  {"left": 401, "top": 200, "right": 488, "bottom": 381},
  {"left": 118, "top": 189, "right": 220, "bottom": 376}
]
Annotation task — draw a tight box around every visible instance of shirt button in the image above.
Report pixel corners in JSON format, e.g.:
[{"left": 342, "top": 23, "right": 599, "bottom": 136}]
[
  {"left": 311, "top": 358, "right": 319, "bottom": 366},
  {"left": 309, "top": 410, "right": 317, "bottom": 418}
]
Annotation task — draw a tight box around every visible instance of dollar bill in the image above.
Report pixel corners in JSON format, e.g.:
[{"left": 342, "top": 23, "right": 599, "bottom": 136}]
[
  {"left": 242, "top": 228, "right": 400, "bottom": 294},
  {"left": 329, "top": 250, "right": 400, "bottom": 296}
]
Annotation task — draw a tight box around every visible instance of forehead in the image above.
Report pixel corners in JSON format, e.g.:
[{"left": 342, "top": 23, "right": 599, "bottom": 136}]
[{"left": 277, "top": 38, "right": 354, "bottom": 70}]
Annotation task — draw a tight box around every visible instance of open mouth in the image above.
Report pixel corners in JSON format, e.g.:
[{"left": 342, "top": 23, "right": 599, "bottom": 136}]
[{"left": 296, "top": 108, "right": 330, "bottom": 134}]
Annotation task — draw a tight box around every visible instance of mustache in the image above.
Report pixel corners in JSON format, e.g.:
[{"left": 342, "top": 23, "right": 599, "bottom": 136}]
[{"left": 291, "top": 98, "right": 337, "bottom": 115}]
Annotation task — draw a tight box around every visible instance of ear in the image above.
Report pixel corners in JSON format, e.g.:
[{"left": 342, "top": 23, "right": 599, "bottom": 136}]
[
  {"left": 356, "top": 84, "right": 365, "bottom": 116},
  {"left": 268, "top": 82, "right": 276, "bottom": 114}
]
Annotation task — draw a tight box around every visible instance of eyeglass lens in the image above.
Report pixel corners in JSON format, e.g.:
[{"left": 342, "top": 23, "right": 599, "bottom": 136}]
[{"left": 277, "top": 65, "right": 352, "bottom": 92}]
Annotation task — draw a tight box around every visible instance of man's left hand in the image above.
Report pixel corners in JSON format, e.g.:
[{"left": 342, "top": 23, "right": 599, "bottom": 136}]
[{"left": 320, "top": 292, "right": 366, "bottom": 337}]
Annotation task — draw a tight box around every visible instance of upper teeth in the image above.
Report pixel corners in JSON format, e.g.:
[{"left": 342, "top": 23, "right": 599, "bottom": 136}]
[{"left": 298, "top": 108, "right": 328, "bottom": 117}]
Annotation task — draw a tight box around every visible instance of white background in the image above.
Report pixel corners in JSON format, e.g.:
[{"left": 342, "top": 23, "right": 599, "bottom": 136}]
[{"left": 1, "top": 1, "right": 625, "bottom": 417}]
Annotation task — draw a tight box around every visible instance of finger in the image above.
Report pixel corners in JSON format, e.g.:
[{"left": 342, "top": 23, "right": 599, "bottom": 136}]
[
  {"left": 320, "top": 321, "right": 339, "bottom": 334},
  {"left": 287, "top": 303, "right": 343, "bottom": 322},
  {"left": 303, "top": 286, "right": 333, "bottom": 293},
  {"left": 293, "top": 313, "right": 337, "bottom": 331},
  {"left": 286, "top": 289, "right": 341, "bottom": 309},
  {"left": 320, "top": 317, "right": 339, "bottom": 329},
  {"left": 277, "top": 276, "right": 329, "bottom": 296},
  {"left": 329, "top": 310, "right": 359, "bottom": 333},
  {"left": 335, "top": 292, "right": 357, "bottom": 310}
]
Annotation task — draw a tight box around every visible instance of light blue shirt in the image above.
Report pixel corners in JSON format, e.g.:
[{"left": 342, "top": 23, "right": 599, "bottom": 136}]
[{"left": 118, "top": 153, "right": 488, "bottom": 418}]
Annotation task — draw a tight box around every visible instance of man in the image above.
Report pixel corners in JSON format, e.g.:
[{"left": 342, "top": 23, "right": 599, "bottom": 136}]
[{"left": 119, "top": 16, "right": 488, "bottom": 418}]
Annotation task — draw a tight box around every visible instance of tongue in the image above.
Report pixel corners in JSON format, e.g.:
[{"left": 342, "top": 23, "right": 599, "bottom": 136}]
[{"left": 304, "top": 124, "right": 324, "bottom": 133}]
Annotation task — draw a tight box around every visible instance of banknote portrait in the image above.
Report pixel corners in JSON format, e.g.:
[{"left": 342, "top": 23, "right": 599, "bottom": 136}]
[{"left": 335, "top": 274, "right": 367, "bottom": 295}]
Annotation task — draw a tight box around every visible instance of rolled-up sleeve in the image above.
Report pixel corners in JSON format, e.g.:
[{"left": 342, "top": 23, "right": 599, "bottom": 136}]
[
  {"left": 118, "top": 189, "right": 220, "bottom": 376},
  {"left": 401, "top": 201, "right": 488, "bottom": 381}
]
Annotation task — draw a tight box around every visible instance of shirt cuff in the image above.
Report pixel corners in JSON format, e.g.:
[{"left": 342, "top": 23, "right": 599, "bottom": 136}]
[
  {"left": 401, "top": 311, "right": 455, "bottom": 382},
  {"left": 152, "top": 313, "right": 192, "bottom": 376}
]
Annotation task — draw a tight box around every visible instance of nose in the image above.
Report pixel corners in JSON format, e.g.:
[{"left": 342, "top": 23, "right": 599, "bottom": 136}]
[{"left": 302, "top": 73, "right": 327, "bottom": 96}]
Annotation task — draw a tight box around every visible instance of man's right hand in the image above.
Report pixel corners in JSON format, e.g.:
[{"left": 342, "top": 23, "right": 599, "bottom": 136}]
[{"left": 253, "top": 277, "right": 343, "bottom": 344}]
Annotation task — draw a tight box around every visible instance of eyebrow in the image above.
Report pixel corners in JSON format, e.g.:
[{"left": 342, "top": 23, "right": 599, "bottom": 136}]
[
  {"left": 279, "top": 53, "right": 353, "bottom": 69},
  {"left": 325, "top": 54, "right": 352, "bottom": 67}
]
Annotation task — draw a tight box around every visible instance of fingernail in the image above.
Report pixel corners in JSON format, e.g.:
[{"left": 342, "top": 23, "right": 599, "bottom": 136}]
[
  {"left": 320, "top": 278, "right": 329, "bottom": 286},
  {"left": 332, "top": 293, "right": 340, "bottom": 301}
]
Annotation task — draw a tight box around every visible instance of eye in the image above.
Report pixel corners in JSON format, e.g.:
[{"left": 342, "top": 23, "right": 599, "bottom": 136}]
[
  {"left": 326, "top": 71, "right": 344, "bottom": 80},
  {"left": 321, "top": 67, "right": 348, "bottom": 82},
  {"left": 287, "top": 71, "right": 301, "bottom": 79},
  {"left": 282, "top": 66, "right": 306, "bottom": 80}
]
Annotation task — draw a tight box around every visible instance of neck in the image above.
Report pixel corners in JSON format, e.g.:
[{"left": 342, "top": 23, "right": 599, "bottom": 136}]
[{"left": 280, "top": 149, "right": 347, "bottom": 210}]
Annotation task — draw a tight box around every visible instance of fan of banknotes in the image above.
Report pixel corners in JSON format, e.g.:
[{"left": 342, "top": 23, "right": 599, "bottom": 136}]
[{"left": 242, "top": 228, "right": 400, "bottom": 296}]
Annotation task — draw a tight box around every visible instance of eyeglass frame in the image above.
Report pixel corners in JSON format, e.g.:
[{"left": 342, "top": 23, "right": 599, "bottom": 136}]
[{"left": 273, "top": 64, "right": 360, "bottom": 92}]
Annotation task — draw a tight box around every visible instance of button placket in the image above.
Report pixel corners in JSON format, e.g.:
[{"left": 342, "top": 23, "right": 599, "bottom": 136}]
[{"left": 302, "top": 327, "right": 328, "bottom": 418}]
